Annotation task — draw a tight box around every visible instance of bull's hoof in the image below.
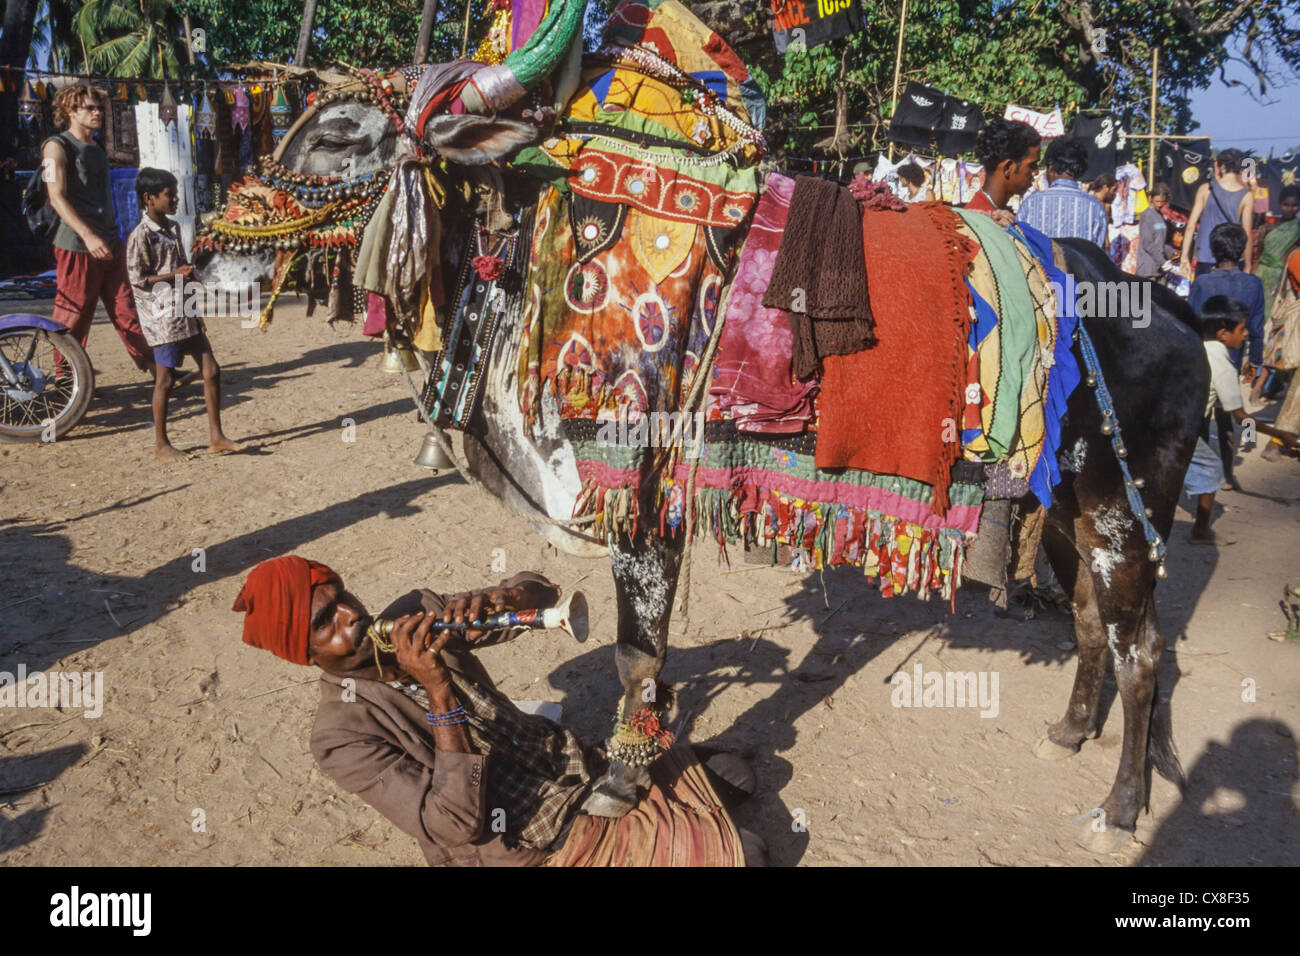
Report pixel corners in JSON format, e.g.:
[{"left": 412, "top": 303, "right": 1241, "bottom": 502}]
[
  {"left": 580, "top": 762, "right": 650, "bottom": 819},
  {"left": 1076, "top": 819, "right": 1135, "bottom": 855},
  {"left": 1034, "top": 735, "right": 1081, "bottom": 761}
]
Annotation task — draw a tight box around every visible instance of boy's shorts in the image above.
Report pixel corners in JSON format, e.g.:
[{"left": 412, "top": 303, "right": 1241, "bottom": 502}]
[
  {"left": 1183, "top": 436, "right": 1225, "bottom": 496},
  {"left": 153, "top": 333, "right": 211, "bottom": 371}
]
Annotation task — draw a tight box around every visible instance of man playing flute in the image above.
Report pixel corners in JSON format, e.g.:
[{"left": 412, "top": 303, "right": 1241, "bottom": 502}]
[{"left": 232, "top": 555, "right": 763, "bottom": 866}]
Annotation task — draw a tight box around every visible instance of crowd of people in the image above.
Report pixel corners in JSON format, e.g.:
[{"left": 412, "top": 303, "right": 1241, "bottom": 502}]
[
  {"left": 40, "top": 82, "right": 236, "bottom": 460},
  {"left": 963, "top": 117, "right": 1300, "bottom": 544}
]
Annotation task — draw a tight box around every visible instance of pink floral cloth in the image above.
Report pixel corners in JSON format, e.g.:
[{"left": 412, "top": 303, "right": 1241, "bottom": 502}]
[{"left": 710, "top": 173, "right": 817, "bottom": 433}]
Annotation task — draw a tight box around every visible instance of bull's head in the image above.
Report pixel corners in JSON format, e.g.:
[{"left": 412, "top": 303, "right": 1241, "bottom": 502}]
[{"left": 193, "top": 66, "right": 547, "bottom": 312}]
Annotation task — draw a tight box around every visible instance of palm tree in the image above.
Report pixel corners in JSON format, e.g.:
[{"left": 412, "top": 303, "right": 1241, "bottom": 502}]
[
  {"left": 75, "top": 0, "right": 188, "bottom": 78},
  {"left": 29, "top": 0, "right": 81, "bottom": 72}
]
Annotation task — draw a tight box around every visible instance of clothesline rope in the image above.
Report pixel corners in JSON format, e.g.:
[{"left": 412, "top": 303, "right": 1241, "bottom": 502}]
[{"left": 1, "top": 64, "right": 309, "bottom": 86}]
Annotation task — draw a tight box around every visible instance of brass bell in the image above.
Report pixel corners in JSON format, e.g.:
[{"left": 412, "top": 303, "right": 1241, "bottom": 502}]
[
  {"left": 380, "top": 337, "right": 420, "bottom": 374},
  {"left": 1156, "top": 564, "right": 1168, "bottom": 580},
  {"left": 1100, "top": 414, "right": 1115, "bottom": 436},
  {"left": 414, "top": 427, "right": 456, "bottom": 472},
  {"left": 1148, "top": 543, "right": 1161, "bottom": 563}
]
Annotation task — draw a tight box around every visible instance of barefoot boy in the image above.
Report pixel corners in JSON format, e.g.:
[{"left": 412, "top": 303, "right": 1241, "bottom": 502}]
[
  {"left": 1184, "top": 296, "right": 1296, "bottom": 544},
  {"left": 125, "top": 168, "right": 236, "bottom": 459}
]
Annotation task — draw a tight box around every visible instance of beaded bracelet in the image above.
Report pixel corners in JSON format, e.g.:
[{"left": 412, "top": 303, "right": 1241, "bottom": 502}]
[{"left": 426, "top": 706, "right": 467, "bottom": 727}]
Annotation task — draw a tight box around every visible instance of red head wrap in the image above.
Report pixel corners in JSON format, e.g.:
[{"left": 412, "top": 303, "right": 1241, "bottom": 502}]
[{"left": 232, "top": 556, "right": 342, "bottom": 665}]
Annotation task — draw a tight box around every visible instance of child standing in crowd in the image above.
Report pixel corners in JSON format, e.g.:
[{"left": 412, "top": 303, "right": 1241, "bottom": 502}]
[
  {"left": 126, "top": 167, "right": 237, "bottom": 460},
  {"left": 1188, "top": 223, "right": 1266, "bottom": 487},
  {"left": 1185, "top": 296, "right": 1294, "bottom": 543}
]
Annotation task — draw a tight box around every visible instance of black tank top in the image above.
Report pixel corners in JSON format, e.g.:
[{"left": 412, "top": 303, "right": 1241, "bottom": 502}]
[{"left": 45, "top": 132, "right": 118, "bottom": 253}]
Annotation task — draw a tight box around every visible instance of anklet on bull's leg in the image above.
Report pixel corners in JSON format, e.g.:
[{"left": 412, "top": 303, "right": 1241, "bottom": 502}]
[{"left": 605, "top": 702, "right": 675, "bottom": 769}]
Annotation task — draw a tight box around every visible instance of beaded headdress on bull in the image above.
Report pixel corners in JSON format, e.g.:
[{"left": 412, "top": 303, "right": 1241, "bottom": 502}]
[{"left": 192, "top": 0, "right": 590, "bottom": 328}]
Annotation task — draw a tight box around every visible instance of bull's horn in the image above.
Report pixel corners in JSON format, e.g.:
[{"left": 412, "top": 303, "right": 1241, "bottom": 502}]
[{"left": 459, "top": 0, "right": 586, "bottom": 114}]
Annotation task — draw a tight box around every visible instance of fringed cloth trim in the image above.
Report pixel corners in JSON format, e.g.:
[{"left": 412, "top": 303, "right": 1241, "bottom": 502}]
[{"left": 564, "top": 422, "right": 983, "bottom": 601}]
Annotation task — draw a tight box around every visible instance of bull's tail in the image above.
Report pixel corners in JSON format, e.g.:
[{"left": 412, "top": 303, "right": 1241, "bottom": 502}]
[{"left": 1147, "top": 671, "right": 1185, "bottom": 794}]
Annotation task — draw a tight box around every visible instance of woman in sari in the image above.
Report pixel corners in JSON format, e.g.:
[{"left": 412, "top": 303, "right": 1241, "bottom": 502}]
[
  {"left": 1255, "top": 185, "right": 1300, "bottom": 318},
  {"left": 1251, "top": 185, "right": 1300, "bottom": 405}
]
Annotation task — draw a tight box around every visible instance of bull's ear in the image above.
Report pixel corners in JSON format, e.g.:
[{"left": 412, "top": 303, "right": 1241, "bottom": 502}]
[{"left": 422, "top": 114, "right": 539, "bottom": 166}]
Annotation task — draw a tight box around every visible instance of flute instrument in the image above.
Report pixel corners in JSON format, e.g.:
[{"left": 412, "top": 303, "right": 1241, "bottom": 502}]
[{"left": 366, "top": 590, "right": 589, "bottom": 649}]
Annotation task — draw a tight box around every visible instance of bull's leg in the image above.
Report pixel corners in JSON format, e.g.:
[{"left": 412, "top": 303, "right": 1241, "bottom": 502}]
[
  {"left": 1035, "top": 523, "right": 1109, "bottom": 758},
  {"left": 580, "top": 530, "right": 685, "bottom": 818},
  {"left": 1040, "top": 492, "right": 1182, "bottom": 852},
  {"left": 1080, "top": 587, "right": 1179, "bottom": 853}
]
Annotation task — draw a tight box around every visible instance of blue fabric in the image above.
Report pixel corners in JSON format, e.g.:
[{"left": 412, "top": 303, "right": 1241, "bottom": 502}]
[
  {"left": 589, "top": 69, "right": 615, "bottom": 106},
  {"left": 1011, "top": 220, "right": 1082, "bottom": 509},
  {"left": 1187, "top": 266, "right": 1266, "bottom": 368},
  {"left": 688, "top": 70, "right": 728, "bottom": 99},
  {"left": 962, "top": 277, "right": 999, "bottom": 450},
  {"left": 109, "top": 168, "right": 139, "bottom": 241},
  {"left": 152, "top": 332, "right": 210, "bottom": 370},
  {"left": 1016, "top": 178, "right": 1108, "bottom": 248},
  {"left": 739, "top": 77, "right": 766, "bottom": 131}
]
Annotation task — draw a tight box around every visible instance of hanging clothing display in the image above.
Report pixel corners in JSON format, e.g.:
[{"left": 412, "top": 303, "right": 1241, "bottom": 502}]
[
  {"left": 889, "top": 82, "right": 945, "bottom": 149},
  {"left": 109, "top": 168, "right": 139, "bottom": 241},
  {"left": 213, "top": 88, "right": 237, "bottom": 179},
  {"left": 1111, "top": 163, "right": 1146, "bottom": 226},
  {"left": 250, "top": 86, "right": 274, "bottom": 159},
  {"left": 135, "top": 101, "right": 198, "bottom": 251},
  {"left": 1157, "top": 138, "right": 1212, "bottom": 214},
  {"left": 232, "top": 86, "right": 254, "bottom": 172},
  {"left": 1265, "top": 153, "right": 1299, "bottom": 216},
  {"left": 104, "top": 85, "right": 139, "bottom": 166},
  {"left": 936, "top": 158, "right": 960, "bottom": 204},
  {"left": 1251, "top": 158, "right": 1274, "bottom": 216},
  {"left": 270, "top": 84, "right": 293, "bottom": 145},
  {"left": 194, "top": 90, "right": 218, "bottom": 213},
  {"left": 1061, "top": 114, "right": 1118, "bottom": 182},
  {"left": 1115, "top": 113, "right": 1134, "bottom": 166},
  {"left": 959, "top": 162, "right": 984, "bottom": 205},
  {"left": 935, "top": 97, "right": 985, "bottom": 155}
]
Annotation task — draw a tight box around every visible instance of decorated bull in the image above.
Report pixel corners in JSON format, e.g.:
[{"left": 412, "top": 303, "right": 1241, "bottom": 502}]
[{"left": 194, "top": 0, "right": 1207, "bottom": 852}]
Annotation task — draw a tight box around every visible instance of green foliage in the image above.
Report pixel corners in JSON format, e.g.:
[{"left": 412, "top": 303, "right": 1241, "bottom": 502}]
[
  {"left": 76, "top": 0, "right": 187, "bottom": 77},
  {"left": 177, "top": 0, "right": 476, "bottom": 69},
  {"left": 688, "top": 0, "right": 1300, "bottom": 158}
]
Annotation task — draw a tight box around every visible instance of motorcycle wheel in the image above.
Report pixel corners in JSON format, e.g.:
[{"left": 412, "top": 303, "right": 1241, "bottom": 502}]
[{"left": 0, "top": 327, "right": 95, "bottom": 443}]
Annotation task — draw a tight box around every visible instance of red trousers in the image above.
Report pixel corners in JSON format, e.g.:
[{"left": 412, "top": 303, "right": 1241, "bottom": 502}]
[{"left": 52, "top": 242, "right": 153, "bottom": 371}]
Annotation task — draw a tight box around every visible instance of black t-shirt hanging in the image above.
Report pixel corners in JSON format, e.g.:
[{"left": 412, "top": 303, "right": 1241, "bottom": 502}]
[
  {"left": 1158, "top": 138, "right": 1211, "bottom": 213},
  {"left": 935, "top": 98, "right": 984, "bottom": 156},
  {"left": 1269, "top": 153, "right": 1299, "bottom": 215},
  {"left": 1253, "top": 156, "right": 1282, "bottom": 217},
  {"left": 889, "top": 81, "right": 944, "bottom": 149},
  {"left": 1063, "top": 114, "right": 1118, "bottom": 182},
  {"left": 1115, "top": 112, "right": 1134, "bottom": 166}
]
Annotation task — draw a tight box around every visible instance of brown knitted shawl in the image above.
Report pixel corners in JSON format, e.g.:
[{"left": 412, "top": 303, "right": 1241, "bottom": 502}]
[{"left": 763, "top": 175, "right": 874, "bottom": 378}]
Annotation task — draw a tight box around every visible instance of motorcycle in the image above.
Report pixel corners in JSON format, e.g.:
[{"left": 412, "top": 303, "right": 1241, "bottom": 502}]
[{"left": 0, "top": 314, "right": 95, "bottom": 442}]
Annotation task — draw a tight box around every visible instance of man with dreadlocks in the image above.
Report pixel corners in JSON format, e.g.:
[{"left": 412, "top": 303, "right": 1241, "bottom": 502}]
[{"left": 232, "top": 555, "right": 763, "bottom": 866}]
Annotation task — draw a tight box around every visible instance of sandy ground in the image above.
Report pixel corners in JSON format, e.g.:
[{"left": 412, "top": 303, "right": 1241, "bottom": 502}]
[{"left": 1, "top": 297, "right": 1298, "bottom": 867}]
